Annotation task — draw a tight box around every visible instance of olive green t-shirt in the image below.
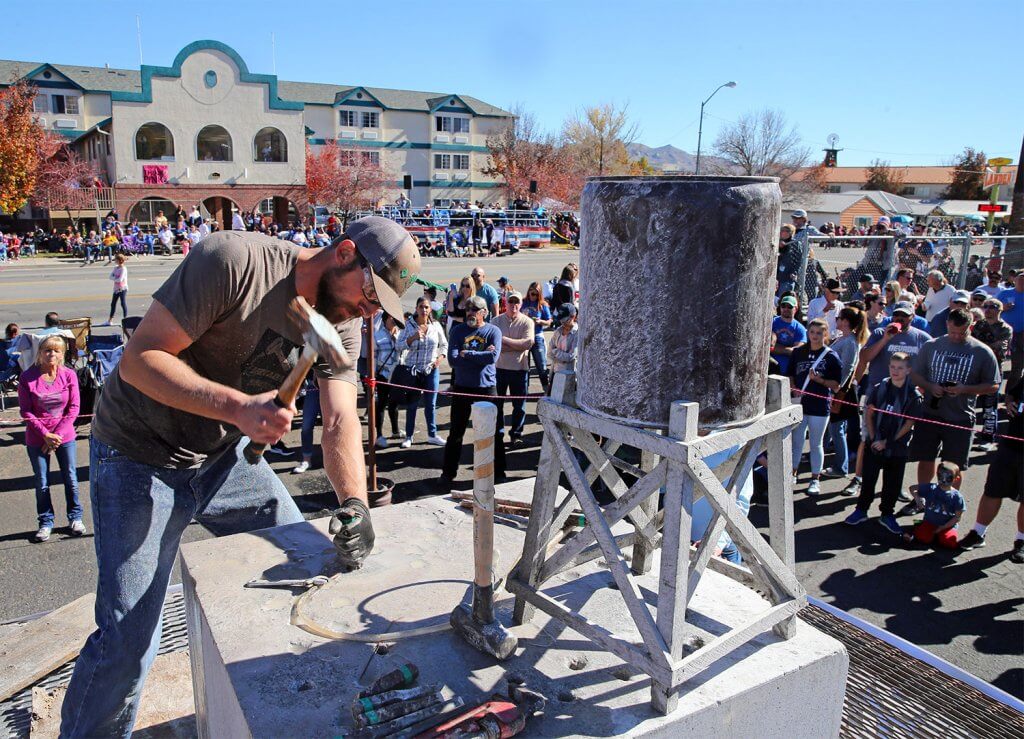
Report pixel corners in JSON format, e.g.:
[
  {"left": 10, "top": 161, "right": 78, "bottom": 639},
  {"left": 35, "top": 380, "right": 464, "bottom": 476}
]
[{"left": 93, "top": 231, "right": 359, "bottom": 468}]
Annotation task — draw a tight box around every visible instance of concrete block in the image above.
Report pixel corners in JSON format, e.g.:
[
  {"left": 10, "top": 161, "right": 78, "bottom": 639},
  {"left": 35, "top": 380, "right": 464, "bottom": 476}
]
[{"left": 180, "top": 482, "right": 847, "bottom": 738}]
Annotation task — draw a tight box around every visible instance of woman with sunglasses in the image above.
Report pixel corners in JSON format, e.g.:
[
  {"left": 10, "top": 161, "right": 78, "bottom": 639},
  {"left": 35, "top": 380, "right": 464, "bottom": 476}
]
[
  {"left": 445, "top": 276, "right": 476, "bottom": 329},
  {"left": 521, "top": 281, "right": 552, "bottom": 391},
  {"left": 397, "top": 297, "right": 448, "bottom": 448}
]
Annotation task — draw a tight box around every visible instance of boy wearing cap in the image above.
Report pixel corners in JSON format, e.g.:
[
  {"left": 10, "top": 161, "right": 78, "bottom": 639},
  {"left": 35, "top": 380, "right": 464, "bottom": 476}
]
[
  {"left": 771, "top": 296, "right": 806, "bottom": 374},
  {"left": 442, "top": 295, "right": 505, "bottom": 482},
  {"left": 63, "top": 219, "right": 422, "bottom": 737},
  {"left": 807, "top": 278, "right": 844, "bottom": 337}
]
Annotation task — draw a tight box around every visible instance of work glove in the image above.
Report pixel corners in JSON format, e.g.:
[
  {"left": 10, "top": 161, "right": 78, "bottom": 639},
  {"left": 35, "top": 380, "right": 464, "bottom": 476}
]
[{"left": 329, "top": 497, "right": 375, "bottom": 568}]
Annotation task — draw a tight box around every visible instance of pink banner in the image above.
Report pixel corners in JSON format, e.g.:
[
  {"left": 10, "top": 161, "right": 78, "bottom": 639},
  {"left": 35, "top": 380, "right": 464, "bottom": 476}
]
[{"left": 142, "top": 165, "right": 169, "bottom": 184}]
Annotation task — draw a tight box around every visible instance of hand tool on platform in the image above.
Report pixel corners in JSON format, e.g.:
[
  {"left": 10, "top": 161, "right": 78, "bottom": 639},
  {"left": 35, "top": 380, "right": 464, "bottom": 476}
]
[
  {"left": 352, "top": 684, "right": 440, "bottom": 719},
  {"left": 243, "top": 575, "right": 329, "bottom": 589},
  {"left": 243, "top": 296, "right": 351, "bottom": 463},
  {"left": 351, "top": 696, "right": 464, "bottom": 739},
  {"left": 449, "top": 403, "right": 518, "bottom": 661},
  {"left": 412, "top": 685, "right": 545, "bottom": 739},
  {"left": 358, "top": 663, "right": 420, "bottom": 698},
  {"left": 354, "top": 691, "right": 444, "bottom": 729}
]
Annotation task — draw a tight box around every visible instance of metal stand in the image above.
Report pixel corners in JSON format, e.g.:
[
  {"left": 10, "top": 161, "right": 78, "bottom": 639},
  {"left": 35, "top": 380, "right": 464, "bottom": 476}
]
[{"left": 507, "top": 371, "right": 806, "bottom": 714}]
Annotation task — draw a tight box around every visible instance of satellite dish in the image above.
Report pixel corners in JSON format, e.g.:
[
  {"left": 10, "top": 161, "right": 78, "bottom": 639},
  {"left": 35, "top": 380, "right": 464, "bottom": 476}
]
[{"left": 827, "top": 133, "right": 840, "bottom": 148}]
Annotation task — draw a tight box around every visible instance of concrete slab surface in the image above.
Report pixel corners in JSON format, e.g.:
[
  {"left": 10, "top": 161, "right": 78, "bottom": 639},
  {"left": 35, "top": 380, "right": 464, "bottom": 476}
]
[{"left": 181, "top": 482, "right": 847, "bottom": 737}]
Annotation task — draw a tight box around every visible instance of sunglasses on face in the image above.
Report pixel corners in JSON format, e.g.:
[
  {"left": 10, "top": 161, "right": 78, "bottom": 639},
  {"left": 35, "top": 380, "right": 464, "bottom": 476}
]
[{"left": 983, "top": 304, "right": 999, "bottom": 309}]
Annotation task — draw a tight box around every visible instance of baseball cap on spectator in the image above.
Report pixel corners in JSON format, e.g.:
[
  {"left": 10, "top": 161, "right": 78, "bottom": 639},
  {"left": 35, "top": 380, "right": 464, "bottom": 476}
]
[
  {"left": 860, "top": 274, "right": 875, "bottom": 284},
  {"left": 877, "top": 216, "right": 891, "bottom": 226},
  {"left": 497, "top": 276, "right": 509, "bottom": 286},
  {"left": 892, "top": 301, "right": 915, "bottom": 316},
  {"left": 791, "top": 210, "right": 808, "bottom": 219},
  {"left": 780, "top": 296, "right": 798, "bottom": 308},
  {"left": 824, "top": 278, "right": 843, "bottom": 293},
  {"left": 506, "top": 290, "right": 523, "bottom": 303},
  {"left": 465, "top": 296, "right": 487, "bottom": 312},
  {"left": 952, "top": 290, "right": 971, "bottom": 305},
  {"left": 971, "top": 289, "right": 988, "bottom": 300},
  {"left": 553, "top": 303, "right": 577, "bottom": 327}
]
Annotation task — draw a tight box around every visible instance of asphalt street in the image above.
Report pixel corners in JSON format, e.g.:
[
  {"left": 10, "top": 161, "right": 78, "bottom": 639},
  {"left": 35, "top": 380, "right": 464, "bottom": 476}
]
[{"left": 0, "top": 247, "right": 1020, "bottom": 699}]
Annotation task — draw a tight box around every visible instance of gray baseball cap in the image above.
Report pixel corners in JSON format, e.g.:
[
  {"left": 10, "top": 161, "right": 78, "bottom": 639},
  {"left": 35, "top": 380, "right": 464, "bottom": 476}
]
[
  {"left": 951, "top": 289, "right": 971, "bottom": 304},
  {"left": 344, "top": 216, "right": 421, "bottom": 327},
  {"left": 892, "top": 301, "right": 915, "bottom": 316}
]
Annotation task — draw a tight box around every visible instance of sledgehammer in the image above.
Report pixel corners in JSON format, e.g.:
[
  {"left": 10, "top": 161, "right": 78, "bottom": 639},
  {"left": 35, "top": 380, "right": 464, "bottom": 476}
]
[
  {"left": 449, "top": 402, "right": 518, "bottom": 660},
  {"left": 244, "top": 296, "right": 352, "bottom": 463}
]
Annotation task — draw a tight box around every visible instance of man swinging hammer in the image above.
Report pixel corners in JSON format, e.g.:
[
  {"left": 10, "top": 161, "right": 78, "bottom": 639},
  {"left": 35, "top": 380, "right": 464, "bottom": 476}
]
[{"left": 61, "top": 217, "right": 420, "bottom": 738}]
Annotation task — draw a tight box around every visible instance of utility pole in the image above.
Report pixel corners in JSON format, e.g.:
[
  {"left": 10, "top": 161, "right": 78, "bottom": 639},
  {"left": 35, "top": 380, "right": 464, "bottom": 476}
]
[
  {"left": 694, "top": 81, "right": 736, "bottom": 175},
  {"left": 1005, "top": 133, "right": 1024, "bottom": 271}
]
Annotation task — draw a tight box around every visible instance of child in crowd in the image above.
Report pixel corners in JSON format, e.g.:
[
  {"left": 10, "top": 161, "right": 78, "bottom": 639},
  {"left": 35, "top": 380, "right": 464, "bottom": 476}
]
[
  {"left": 845, "top": 352, "right": 922, "bottom": 533},
  {"left": 901, "top": 461, "right": 965, "bottom": 549}
]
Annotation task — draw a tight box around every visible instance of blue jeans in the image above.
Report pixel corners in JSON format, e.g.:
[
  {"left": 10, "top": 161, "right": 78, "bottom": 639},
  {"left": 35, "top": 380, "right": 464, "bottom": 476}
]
[
  {"left": 791, "top": 413, "right": 829, "bottom": 474},
  {"left": 496, "top": 368, "right": 529, "bottom": 439},
  {"left": 300, "top": 386, "right": 321, "bottom": 458},
  {"left": 529, "top": 334, "right": 549, "bottom": 389},
  {"left": 109, "top": 290, "right": 128, "bottom": 321},
  {"left": 404, "top": 366, "right": 439, "bottom": 438},
  {"left": 27, "top": 440, "right": 82, "bottom": 526},
  {"left": 826, "top": 419, "right": 849, "bottom": 474},
  {"left": 60, "top": 437, "right": 303, "bottom": 738}
]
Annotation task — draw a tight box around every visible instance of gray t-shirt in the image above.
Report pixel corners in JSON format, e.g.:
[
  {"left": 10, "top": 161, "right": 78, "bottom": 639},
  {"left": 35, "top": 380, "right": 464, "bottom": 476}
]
[
  {"left": 93, "top": 231, "right": 360, "bottom": 468},
  {"left": 864, "top": 326, "right": 932, "bottom": 388},
  {"left": 913, "top": 335, "right": 1000, "bottom": 424}
]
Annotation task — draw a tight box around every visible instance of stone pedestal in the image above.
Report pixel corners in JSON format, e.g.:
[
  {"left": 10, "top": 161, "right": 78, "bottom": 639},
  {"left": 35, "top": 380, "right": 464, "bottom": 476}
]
[{"left": 180, "top": 481, "right": 847, "bottom": 738}]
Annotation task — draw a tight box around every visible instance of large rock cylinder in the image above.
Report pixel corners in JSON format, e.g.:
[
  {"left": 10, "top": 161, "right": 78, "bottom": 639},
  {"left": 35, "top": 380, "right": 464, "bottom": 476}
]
[{"left": 577, "top": 175, "right": 781, "bottom": 429}]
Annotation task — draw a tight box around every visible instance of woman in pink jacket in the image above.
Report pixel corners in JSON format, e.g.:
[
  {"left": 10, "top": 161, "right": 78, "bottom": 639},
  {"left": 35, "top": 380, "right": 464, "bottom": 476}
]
[{"left": 18, "top": 334, "right": 84, "bottom": 542}]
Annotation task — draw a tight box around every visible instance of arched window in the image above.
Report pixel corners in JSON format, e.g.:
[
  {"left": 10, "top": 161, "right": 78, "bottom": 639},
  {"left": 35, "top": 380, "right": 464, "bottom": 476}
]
[
  {"left": 254, "top": 127, "right": 287, "bottom": 162},
  {"left": 135, "top": 122, "right": 174, "bottom": 161},
  {"left": 196, "top": 125, "right": 233, "bottom": 162}
]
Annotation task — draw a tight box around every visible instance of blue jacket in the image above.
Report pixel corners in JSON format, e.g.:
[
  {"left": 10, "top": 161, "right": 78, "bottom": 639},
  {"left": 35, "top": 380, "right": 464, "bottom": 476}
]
[{"left": 447, "top": 322, "right": 501, "bottom": 387}]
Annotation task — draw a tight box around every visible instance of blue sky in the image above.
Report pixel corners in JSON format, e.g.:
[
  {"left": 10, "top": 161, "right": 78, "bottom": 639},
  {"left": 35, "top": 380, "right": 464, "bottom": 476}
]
[{"left": 5, "top": 0, "right": 1020, "bottom": 167}]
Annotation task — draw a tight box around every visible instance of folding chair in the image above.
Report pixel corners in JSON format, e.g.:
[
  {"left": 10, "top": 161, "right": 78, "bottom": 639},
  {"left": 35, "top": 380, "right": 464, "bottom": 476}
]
[
  {"left": 0, "top": 339, "right": 20, "bottom": 412},
  {"left": 121, "top": 316, "right": 143, "bottom": 343},
  {"left": 57, "top": 317, "right": 92, "bottom": 366}
]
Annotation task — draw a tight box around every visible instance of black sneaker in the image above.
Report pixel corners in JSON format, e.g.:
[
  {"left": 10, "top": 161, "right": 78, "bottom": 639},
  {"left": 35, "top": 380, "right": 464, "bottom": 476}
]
[
  {"left": 958, "top": 529, "right": 986, "bottom": 550},
  {"left": 897, "top": 489, "right": 913, "bottom": 503},
  {"left": 265, "top": 443, "right": 290, "bottom": 457},
  {"left": 897, "top": 500, "right": 924, "bottom": 517},
  {"left": 841, "top": 478, "right": 861, "bottom": 497},
  {"left": 1011, "top": 540, "right": 1024, "bottom": 564}
]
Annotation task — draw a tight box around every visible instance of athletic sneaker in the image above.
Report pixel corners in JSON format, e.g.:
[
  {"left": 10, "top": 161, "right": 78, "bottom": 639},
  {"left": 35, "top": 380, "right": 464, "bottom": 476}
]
[
  {"left": 879, "top": 515, "right": 903, "bottom": 536},
  {"left": 897, "top": 500, "right": 925, "bottom": 517},
  {"left": 34, "top": 526, "right": 52, "bottom": 542},
  {"left": 843, "top": 509, "right": 868, "bottom": 526},
  {"left": 292, "top": 460, "right": 310, "bottom": 474},
  {"left": 820, "top": 468, "right": 845, "bottom": 480},
  {"left": 400, "top": 438, "right": 412, "bottom": 449},
  {"left": 958, "top": 530, "right": 986, "bottom": 550},
  {"left": 842, "top": 477, "right": 861, "bottom": 497},
  {"left": 1010, "top": 540, "right": 1024, "bottom": 564},
  {"left": 375, "top": 436, "right": 389, "bottom": 449},
  {"left": 897, "top": 489, "right": 913, "bottom": 503},
  {"left": 265, "top": 443, "right": 290, "bottom": 457},
  {"left": 426, "top": 435, "right": 446, "bottom": 446},
  {"left": 69, "top": 519, "right": 86, "bottom": 536},
  {"left": 806, "top": 479, "right": 821, "bottom": 496}
]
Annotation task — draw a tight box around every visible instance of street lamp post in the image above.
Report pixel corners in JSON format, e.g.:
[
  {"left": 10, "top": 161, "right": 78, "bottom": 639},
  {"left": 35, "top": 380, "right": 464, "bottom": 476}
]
[{"left": 694, "top": 81, "right": 736, "bottom": 175}]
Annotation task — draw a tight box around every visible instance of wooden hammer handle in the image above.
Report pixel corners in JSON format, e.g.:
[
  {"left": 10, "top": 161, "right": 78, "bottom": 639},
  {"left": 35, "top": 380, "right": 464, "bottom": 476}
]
[{"left": 243, "top": 346, "right": 317, "bottom": 464}]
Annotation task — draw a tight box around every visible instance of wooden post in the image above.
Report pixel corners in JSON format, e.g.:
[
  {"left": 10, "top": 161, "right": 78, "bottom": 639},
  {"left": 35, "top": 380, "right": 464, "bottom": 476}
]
[
  {"left": 471, "top": 402, "right": 498, "bottom": 589},
  {"left": 766, "top": 375, "right": 797, "bottom": 639},
  {"left": 651, "top": 401, "right": 699, "bottom": 714},
  {"left": 512, "top": 371, "right": 575, "bottom": 625},
  {"left": 631, "top": 447, "right": 660, "bottom": 575},
  {"left": 365, "top": 315, "right": 378, "bottom": 492}
]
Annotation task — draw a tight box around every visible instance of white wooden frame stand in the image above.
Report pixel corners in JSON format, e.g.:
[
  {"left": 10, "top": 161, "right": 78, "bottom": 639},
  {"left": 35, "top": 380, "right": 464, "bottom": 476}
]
[{"left": 507, "top": 371, "right": 806, "bottom": 714}]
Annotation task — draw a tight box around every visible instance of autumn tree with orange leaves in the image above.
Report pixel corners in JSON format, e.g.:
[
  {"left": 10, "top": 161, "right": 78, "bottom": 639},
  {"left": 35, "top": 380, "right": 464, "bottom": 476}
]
[
  {"left": 483, "top": 106, "right": 586, "bottom": 209},
  {"left": 306, "top": 142, "right": 395, "bottom": 228},
  {"left": 0, "top": 81, "right": 61, "bottom": 215}
]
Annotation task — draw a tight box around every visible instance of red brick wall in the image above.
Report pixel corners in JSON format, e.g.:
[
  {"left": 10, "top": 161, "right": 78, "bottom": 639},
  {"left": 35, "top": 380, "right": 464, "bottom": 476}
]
[{"left": 110, "top": 184, "right": 308, "bottom": 220}]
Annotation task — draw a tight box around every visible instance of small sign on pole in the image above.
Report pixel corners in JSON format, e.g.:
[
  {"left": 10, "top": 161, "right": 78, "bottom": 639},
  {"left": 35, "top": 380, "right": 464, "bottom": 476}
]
[
  {"left": 977, "top": 203, "right": 1007, "bottom": 213},
  {"left": 987, "top": 157, "right": 1013, "bottom": 167},
  {"left": 983, "top": 170, "right": 1013, "bottom": 189}
]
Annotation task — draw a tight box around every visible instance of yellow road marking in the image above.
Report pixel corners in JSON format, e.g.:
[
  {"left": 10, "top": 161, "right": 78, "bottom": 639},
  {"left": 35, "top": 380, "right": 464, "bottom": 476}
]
[{"left": 0, "top": 294, "right": 111, "bottom": 305}]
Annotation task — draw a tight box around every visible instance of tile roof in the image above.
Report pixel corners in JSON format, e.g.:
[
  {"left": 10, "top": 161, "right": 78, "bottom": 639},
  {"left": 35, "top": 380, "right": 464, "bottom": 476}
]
[
  {"left": 796, "top": 165, "right": 1017, "bottom": 185},
  {"left": 0, "top": 58, "right": 510, "bottom": 116}
]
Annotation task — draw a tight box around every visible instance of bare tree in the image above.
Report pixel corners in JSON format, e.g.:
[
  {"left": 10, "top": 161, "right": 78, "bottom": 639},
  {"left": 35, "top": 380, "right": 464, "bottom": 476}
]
[
  {"left": 562, "top": 102, "right": 639, "bottom": 176},
  {"left": 710, "top": 108, "right": 814, "bottom": 203}
]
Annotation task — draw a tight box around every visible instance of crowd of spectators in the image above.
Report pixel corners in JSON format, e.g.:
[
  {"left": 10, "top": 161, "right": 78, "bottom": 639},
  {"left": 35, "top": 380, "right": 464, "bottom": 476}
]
[{"left": 773, "top": 210, "right": 1023, "bottom": 562}]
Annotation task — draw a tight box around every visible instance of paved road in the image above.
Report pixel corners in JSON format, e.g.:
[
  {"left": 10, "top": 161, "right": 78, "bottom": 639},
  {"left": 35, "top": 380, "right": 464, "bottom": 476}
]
[{"left": 1, "top": 248, "right": 1020, "bottom": 699}]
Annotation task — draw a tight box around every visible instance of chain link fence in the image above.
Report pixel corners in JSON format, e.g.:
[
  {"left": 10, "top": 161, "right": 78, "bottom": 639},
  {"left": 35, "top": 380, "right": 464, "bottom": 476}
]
[{"left": 794, "top": 233, "right": 1024, "bottom": 305}]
